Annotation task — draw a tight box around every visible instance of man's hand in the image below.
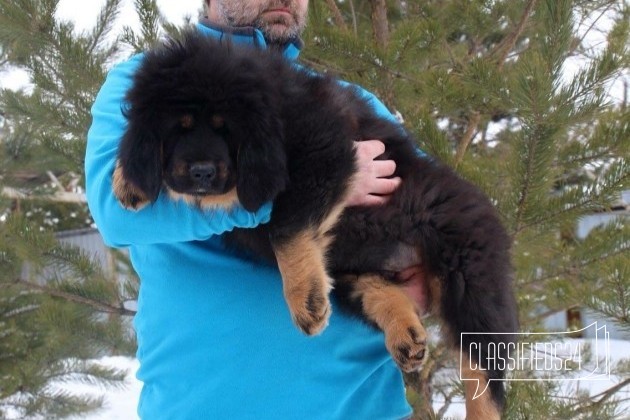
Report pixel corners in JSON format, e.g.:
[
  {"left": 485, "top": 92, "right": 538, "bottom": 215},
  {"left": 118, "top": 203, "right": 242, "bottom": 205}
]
[
  {"left": 346, "top": 140, "right": 401, "bottom": 207},
  {"left": 346, "top": 141, "right": 429, "bottom": 314}
]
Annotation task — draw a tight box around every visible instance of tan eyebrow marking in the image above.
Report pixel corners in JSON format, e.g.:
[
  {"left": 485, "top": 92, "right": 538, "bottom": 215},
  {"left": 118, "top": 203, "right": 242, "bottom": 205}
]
[
  {"left": 211, "top": 115, "right": 225, "bottom": 129},
  {"left": 180, "top": 114, "right": 194, "bottom": 128}
]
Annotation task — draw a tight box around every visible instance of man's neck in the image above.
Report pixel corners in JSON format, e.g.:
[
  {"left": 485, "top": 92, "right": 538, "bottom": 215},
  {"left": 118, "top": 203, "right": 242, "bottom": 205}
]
[{"left": 197, "top": 17, "right": 303, "bottom": 55}]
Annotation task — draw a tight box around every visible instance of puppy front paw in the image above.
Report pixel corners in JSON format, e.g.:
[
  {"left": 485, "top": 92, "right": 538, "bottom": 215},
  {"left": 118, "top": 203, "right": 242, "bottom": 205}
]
[
  {"left": 273, "top": 229, "right": 334, "bottom": 336},
  {"left": 286, "top": 280, "right": 332, "bottom": 336},
  {"left": 112, "top": 162, "right": 150, "bottom": 210}
]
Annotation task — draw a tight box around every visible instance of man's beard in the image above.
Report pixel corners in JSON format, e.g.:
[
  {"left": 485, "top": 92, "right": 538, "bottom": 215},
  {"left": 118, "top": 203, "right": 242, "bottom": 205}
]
[{"left": 216, "top": 1, "right": 307, "bottom": 44}]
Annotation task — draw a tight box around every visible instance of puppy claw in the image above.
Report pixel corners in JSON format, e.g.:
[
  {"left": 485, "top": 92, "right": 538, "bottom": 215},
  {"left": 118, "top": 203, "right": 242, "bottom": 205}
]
[
  {"left": 292, "top": 301, "right": 331, "bottom": 336},
  {"left": 286, "top": 281, "right": 332, "bottom": 336},
  {"left": 386, "top": 324, "right": 428, "bottom": 372},
  {"left": 119, "top": 193, "right": 149, "bottom": 210}
]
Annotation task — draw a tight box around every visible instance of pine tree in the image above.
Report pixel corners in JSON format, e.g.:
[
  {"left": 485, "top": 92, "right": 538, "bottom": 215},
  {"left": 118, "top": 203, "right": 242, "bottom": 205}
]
[
  {"left": 0, "top": 0, "right": 140, "bottom": 417},
  {"left": 305, "top": 0, "right": 629, "bottom": 418}
]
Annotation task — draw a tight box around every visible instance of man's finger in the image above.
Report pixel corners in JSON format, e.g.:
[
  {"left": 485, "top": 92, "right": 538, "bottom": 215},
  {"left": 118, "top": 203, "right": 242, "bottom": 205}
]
[
  {"left": 372, "top": 159, "right": 397, "bottom": 178},
  {"left": 356, "top": 139, "right": 386, "bottom": 159},
  {"left": 360, "top": 194, "right": 390, "bottom": 206},
  {"left": 371, "top": 177, "right": 401, "bottom": 195}
]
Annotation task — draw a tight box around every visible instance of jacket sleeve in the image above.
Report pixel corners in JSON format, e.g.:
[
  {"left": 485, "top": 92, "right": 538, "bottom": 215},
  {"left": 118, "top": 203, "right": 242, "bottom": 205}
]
[{"left": 85, "top": 55, "right": 272, "bottom": 248}]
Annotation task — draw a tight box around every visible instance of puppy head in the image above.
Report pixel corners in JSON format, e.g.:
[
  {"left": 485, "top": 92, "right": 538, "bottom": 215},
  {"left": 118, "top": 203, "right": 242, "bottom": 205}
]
[
  {"left": 162, "top": 111, "right": 238, "bottom": 206},
  {"left": 114, "top": 100, "right": 240, "bottom": 210},
  {"left": 114, "top": 31, "right": 289, "bottom": 211}
]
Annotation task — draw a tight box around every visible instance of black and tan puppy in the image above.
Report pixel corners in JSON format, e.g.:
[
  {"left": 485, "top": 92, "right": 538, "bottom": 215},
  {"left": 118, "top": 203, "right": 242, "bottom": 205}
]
[{"left": 113, "top": 30, "right": 518, "bottom": 419}]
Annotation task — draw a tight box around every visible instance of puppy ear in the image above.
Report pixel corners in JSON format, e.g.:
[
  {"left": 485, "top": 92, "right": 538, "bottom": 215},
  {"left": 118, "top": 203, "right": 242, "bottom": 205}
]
[
  {"left": 113, "top": 120, "right": 163, "bottom": 209},
  {"left": 235, "top": 115, "right": 288, "bottom": 212}
]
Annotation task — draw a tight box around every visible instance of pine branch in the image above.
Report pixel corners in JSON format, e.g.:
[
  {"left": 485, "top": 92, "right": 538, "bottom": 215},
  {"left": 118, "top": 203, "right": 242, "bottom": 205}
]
[
  {"left": 442, "top": 38, "right": 463, "bottom": 69},
  {"left": 87, "top": 0, "right": 122, "bottom": 56},
  {"left": 571, "top": 1, "right": 618, "bottom": 58},
  {"left": 522, "top": 246, "right": 629, "bottom": 288},
  {"left": 41, "top": 361, "right": 128, "bottom": 389},
  {"left": 15, "top": 279, "right": 136, "bottom": 316},
  {"left": 511, "top": 124, "right": 551, "bottom": 235},
  {"left": 572, "top": 378, "right": 630, "bottom": 416},
  {"left": 515, "top": 167, "right": 629, "bottom": 234},
  {"left": 303, "top": 32, "right": 421, "bottom": 83},
  {"left": 493, "top": 0, "right": 538, "bottom": 68},
  {"left": 33, "top": 390, "right": 103, "bottom": 419}
]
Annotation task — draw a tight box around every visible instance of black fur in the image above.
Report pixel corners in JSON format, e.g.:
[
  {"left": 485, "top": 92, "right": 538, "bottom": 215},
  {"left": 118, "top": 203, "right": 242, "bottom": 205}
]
[{"left": 117, "top": 31, "right": 518, "bottom": 410}]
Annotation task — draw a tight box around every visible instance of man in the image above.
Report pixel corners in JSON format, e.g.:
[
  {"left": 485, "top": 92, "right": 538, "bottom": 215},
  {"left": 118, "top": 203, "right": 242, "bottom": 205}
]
[{"left": 85, "top": 0, "right": 420, "bottom": 418}]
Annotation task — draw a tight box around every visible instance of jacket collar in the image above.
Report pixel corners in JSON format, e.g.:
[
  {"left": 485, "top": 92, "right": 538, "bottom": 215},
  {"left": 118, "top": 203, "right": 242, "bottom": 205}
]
[{"left": 196, "top": 18, "right": 302, "bottom": 61}]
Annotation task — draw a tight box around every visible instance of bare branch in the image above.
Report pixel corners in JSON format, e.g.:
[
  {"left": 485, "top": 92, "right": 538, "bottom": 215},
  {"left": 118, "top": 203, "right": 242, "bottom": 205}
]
[
  {"left": 529, "top": 304, "right": 580, "bottom": 324},
  {"left": 323, "top": 0, "right": 347, "bottom": 31},
  {"left": 369, "top": 0, "right": 389, "bottom": 48},
  {"left": 46, "top": 171, "right": 65, "bottom": 192},
  {"left": 493, "top": 0, "right": 538, "bottom": 69},
  {"left": 348, "top": 0, "right": 358, "bottom": 36},
  {"left": 454, "top": 111, "right": 481, "bottom": 167},
  {"left": 2, "top": 186, "right": 86, "bottom": 203},
  {"left": 571, "top": 1, "right": 617, "bottom": 57},
  {"left": 436, "top": 387, "right": 459, "bottom": 418},
  {"left": 14, "top": 279, "right": 136, "bottom": 316}
]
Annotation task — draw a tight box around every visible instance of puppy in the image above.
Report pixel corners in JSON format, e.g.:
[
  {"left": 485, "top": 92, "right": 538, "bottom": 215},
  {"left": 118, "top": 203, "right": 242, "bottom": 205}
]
[{"left": 113, "top": 30, "right": 518, "bottom": 419}]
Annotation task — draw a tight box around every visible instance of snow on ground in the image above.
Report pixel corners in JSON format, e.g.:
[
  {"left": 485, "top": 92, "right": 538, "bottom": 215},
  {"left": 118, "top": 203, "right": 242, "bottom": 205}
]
[
  {"left": 63, "top": 339, "right": 629, "bottom": 419},
  {"left": 438, "top": 338, "right": 630, "bottom": 419},
  {"left": 63, "top": 357, "right": 141, "bottom": 420}
]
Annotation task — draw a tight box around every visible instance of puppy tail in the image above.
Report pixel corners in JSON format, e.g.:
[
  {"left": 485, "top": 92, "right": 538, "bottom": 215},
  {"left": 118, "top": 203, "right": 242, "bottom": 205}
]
[
  {"left": 407, "top": 167, "right": 518, "bottom": 413},
  {"left": 444, "top": 265, "right": 518, "bottom": 412}
]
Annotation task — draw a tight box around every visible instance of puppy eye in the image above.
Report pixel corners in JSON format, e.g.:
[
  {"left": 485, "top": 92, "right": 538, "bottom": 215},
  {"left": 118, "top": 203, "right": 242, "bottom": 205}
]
[
  {"left": 179, "top": 114, "right": 194, "bottom": 129},
  {"left": 211, "top": 115, "right": 225, "bottom": 129}
]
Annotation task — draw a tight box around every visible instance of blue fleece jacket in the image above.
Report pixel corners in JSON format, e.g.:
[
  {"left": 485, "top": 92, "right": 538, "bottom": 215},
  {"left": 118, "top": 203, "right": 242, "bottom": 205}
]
[{"left": 85, "top": 21, "right": 412, "bottom": 420}]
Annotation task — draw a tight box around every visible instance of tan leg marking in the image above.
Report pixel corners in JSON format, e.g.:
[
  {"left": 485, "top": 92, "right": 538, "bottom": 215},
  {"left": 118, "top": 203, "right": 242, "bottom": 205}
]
[
  {"left": 274, "top": 228, "right": 333, "bottom": 336},
  {"left": 112, "top": 161, "right": 150, "bottom": 210},
  {"left": 166, "top": 187, "right": 239, "bottom": 210},
  {"left": 461, "top": 360, "right": 501, "bottom": 420},
  {"left": 352, "top": 274, "right": 428, "bottom": 372},
  {"left": 316, "top": 200, "right": 349, "bottom": 249},
  {"left": 273, "top": 181, "right": 353, "bottom": 336}
]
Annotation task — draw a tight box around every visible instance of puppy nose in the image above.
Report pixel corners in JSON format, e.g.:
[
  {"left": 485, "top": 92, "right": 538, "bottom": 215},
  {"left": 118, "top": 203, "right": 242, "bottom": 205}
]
[{"left": 189, "top": 162, "right": 217, "bottom": 183}]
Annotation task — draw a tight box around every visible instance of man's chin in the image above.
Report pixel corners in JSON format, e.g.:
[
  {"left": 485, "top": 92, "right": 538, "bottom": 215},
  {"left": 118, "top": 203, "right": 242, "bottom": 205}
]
[
  {"left": 257, "top": 18, "right": 302, "bottom": 43},
  {"left": 262, "top": 28, "right": 298, "bottom": 44}
]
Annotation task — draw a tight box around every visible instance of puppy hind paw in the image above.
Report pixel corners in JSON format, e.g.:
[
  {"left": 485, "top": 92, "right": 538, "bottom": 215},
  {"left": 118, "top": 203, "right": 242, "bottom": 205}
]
[{"left": 387, "top": 324, "right": 428, "bottom": 373}]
